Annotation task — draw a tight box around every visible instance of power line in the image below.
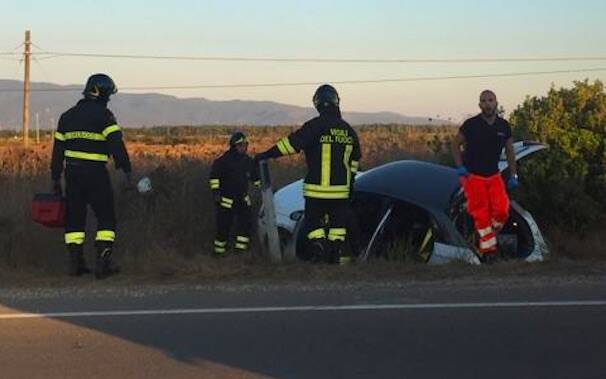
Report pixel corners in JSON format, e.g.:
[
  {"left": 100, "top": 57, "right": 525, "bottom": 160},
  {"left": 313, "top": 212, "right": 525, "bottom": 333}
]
[
  {"left": 29, "top": 51, "right": 606, "bottom": 64},
  {"left": 30, "top": 42, "right": 46, "bottom": 51},
  {"left": 0, "top": 43, "right": 25, "bottom": 56},
  {"left": 31, "top": 54, "right": 63, "bottom": 61},
  {"left": 31, "top": 56, "right": 53, "bottom": 83},
  {"left": 14, "top": 57, "right": 23, "bottom": 81},
  {"left": 120, "top": 67, "right": 606, "bottom": 90},
  {"left": 114, "top": 67, "right": 606, "bottom": 89},
  {"left": 0, "top": 67, "right": 604, "bottom": 93}
]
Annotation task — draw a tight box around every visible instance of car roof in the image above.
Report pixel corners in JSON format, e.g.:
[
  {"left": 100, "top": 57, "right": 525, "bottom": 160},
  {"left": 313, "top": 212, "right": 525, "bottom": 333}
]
[
  {"left": 355, "top": 141, "right": 548, "bottom": 212},
  {"left": 354, "top": 160, "right": 459, "bottom": 212}
]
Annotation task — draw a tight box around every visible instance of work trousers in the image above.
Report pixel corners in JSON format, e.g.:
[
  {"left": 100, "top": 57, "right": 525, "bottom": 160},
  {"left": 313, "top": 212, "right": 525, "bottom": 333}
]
[
  {"left": 463, "top": 173, "right": 510, "bottom": 254},
  {"left": 64, "top": 165, "right": 116, "bottom": 248},
  {"left": 304, "top": 198, "right": 350, "bottom": 262},
  {"left": 213, "top": 195, "right": 252, "bottom": 254}
]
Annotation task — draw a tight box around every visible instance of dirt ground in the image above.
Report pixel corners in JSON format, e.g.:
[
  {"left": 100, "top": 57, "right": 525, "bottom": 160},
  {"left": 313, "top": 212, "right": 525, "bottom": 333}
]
[{"left": 1, "top": 257, "right": 605, "bottom": 291}]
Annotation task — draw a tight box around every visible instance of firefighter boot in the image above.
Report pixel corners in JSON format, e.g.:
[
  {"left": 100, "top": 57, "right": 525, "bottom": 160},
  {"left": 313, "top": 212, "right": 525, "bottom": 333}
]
[
  {"left": 95, "top": 241, "right": 120, "bottom": 280},
  {"left": 306, "top": 239, "right": 326, "bottom": 263},
  {"left": 67, "top": 244, "right": 91, "bottom": 276},
  {"left": 326, "top": 242, "right": 336, "bottom": 264},
  {"left": 328, "top": 241, "right": 344, "bottom": 265}
]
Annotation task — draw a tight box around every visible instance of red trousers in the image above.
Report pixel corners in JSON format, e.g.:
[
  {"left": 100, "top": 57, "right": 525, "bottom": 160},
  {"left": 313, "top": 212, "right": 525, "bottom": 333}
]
[{"left": 463, "top": 174, "right": 510, "bottom": 254}]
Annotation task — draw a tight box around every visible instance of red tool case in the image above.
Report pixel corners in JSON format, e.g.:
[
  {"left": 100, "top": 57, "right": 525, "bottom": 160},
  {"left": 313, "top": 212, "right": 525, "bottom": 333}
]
[{"left": 32, "top": 193, "right": 66, "bottom": 228}]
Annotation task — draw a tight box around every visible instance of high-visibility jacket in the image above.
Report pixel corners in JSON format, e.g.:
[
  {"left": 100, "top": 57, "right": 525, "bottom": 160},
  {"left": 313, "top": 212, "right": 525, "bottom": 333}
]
[
  {"left": 274, "top": 114, "right": 361, "bottom": 199},
  {"left": 209, "top": 149, "right": 260, "bottom": 207},
  {"left": 51, "top": 99, "right": 131, "bottom": 180}
]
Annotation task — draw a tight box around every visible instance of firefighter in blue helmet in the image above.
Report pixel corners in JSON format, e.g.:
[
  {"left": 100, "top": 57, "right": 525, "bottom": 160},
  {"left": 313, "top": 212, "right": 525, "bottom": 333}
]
[
  {"left": 209, "top": 132, "right": 260, "bottom": 256},
  {"left": 51, "top": 73, "right": 131, "bottom": 279},
  {"left": 255, "top": 85, "right": 362, "bottom": 264}
]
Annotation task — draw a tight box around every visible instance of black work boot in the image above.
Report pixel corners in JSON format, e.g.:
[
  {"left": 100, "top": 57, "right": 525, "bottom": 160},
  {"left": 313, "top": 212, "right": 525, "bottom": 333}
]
[
  {"left": 67, "top": 244, "right": 90, "bottom": 277},
  {"left": 327, "top": 241, "right": 344, "bottom": 265},
  {"left": 306, "top": 240, "right": 326, "bottom": 263},
  {"left": 95, "top": 242, "right": 120, "bottom": 280}
]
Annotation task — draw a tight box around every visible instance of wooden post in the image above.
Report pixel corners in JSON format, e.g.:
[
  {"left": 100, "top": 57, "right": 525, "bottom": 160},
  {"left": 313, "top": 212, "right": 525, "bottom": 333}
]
[{"left": 22, "top": 30, "right": 31, "bottom": 147}]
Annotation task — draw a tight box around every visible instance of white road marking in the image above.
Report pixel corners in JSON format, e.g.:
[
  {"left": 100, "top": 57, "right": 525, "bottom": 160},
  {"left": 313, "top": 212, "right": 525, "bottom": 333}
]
[{"left": 0, "top": 300, "right": 605, "bottom": 320}]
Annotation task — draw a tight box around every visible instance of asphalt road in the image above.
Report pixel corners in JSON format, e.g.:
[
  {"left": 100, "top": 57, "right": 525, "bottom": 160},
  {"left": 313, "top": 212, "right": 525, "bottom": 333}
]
[{"left": 0, "top": 279, "right": 605, "bottom": 379}]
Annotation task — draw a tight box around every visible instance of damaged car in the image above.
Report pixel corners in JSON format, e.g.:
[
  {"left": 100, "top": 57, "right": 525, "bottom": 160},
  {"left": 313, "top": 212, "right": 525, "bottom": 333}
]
[{"left": 257, "top": 141, "right": 548, "bottom": 264}]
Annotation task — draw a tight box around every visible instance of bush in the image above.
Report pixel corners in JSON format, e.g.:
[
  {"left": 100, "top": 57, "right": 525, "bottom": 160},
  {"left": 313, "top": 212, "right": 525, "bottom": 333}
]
[{"left": 510, "top": 80, "right": 606, "bottom": 232}]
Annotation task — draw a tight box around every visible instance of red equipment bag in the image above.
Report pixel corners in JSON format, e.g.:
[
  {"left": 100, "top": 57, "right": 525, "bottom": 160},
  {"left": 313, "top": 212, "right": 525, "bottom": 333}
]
[{"left": 32, "top": 193, "right": 66, "bottom": 228}]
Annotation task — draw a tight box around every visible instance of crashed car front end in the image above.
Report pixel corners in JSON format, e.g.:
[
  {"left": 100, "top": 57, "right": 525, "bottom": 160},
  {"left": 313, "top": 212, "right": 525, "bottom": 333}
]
[{"left": 258, "top": 141, "right": 549, "bottom": 265}]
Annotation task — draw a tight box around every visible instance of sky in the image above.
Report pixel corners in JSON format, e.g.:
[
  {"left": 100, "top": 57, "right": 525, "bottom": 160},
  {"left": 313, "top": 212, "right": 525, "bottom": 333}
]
[{"left": 1, "top": 0, "right": 605, "bottom": 121}]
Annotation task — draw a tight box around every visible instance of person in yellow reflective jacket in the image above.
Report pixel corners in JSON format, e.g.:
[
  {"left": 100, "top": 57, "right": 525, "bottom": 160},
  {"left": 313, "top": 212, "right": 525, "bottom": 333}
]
[
  {"left": 255, "top": 85, "right": 362, "bottom": 264},
  {"left": 50, "top": 73, "right": 131, "bottom": 279}
]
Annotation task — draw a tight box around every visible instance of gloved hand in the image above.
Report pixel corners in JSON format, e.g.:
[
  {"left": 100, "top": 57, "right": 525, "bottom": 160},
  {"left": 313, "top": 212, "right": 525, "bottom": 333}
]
[
  {"left": 51, "top": 179, "right": 62, "bottom": 196},
  {"left": 456, "top": 166, "right": 469, "bottom": 177},
  {"left": 507, "top": 174, "right": 519, "bottom": 190},
  {"left": 254, "top": 152, "right": 269, "bottom": 164}
]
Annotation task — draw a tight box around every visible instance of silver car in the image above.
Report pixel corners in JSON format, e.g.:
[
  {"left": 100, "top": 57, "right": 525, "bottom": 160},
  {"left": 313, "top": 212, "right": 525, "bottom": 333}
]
[{"left": 258, "top": 141, "right": 548, "bottom": 265}]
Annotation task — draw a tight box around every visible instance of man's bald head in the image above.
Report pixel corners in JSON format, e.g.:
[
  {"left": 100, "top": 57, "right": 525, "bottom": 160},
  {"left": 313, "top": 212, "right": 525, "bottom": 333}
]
[
  {"left": 479, "top": 90, "right": 498, "bottom": 118},
  {"left": 480, "top": 89, "right": 497, "bottom": 101}
]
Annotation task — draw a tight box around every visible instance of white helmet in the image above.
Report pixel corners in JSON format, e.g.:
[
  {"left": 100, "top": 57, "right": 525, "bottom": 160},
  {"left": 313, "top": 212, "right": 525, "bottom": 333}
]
[{"left": 137, "top": 176, "right": 153, "bottom": 194}]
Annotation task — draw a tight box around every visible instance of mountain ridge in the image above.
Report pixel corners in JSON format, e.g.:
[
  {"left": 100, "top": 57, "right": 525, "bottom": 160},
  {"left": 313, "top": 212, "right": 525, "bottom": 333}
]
[{"left": 0, "top": 79, "right": 450, "bottom": 129}]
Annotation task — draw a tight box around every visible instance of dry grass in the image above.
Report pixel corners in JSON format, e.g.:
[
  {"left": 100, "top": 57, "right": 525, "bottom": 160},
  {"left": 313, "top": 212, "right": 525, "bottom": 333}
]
[
  {"left": 0, "top": 124, "right": 604, "bottom": 281},
  {"left": 543, "top": 224, "right": 606, "bottom": 261}
]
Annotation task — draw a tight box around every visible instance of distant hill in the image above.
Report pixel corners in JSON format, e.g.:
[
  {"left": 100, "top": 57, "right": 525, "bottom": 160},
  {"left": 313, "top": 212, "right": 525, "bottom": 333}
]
[{"left": 0, "top": 80, "right": 449, "bottom": 129}]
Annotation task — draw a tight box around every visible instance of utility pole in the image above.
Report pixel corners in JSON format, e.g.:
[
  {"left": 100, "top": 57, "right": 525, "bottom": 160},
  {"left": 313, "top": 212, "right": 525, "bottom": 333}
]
[{"left": 22, "top": 30, "right": 31, "bottom": 147}]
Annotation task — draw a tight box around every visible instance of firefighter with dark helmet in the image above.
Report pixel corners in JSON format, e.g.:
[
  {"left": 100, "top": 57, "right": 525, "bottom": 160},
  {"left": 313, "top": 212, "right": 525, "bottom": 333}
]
[
  {"left": 254, "top": 84, "right": 362, "bottom": 264},
  {"left": 209, "top": 132, "right": 260, "bottom": 256},
  {"left": 50, "top": 73, "right": 132, "bottom": 279}
]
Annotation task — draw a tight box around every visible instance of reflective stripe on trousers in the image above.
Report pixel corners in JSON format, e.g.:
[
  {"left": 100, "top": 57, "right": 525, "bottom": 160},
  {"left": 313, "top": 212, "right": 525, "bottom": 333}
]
[
  {"left": 328, "top": 228, "right": 347, "bottom": 242},
  {"left": 65, "top": 231, "right": 85, "bottom": 245},
  {"left": 214, "top": 240, "right": 227, "bottom": 253},
  {"left": 96, "top": 230, "right": 115, "bottom": 242},
  {"left": 235, "top": 236, "right": 250, "bottom": 250},
  {"left": 307, "top": 228, "right": 326, "bottom": 240}
]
